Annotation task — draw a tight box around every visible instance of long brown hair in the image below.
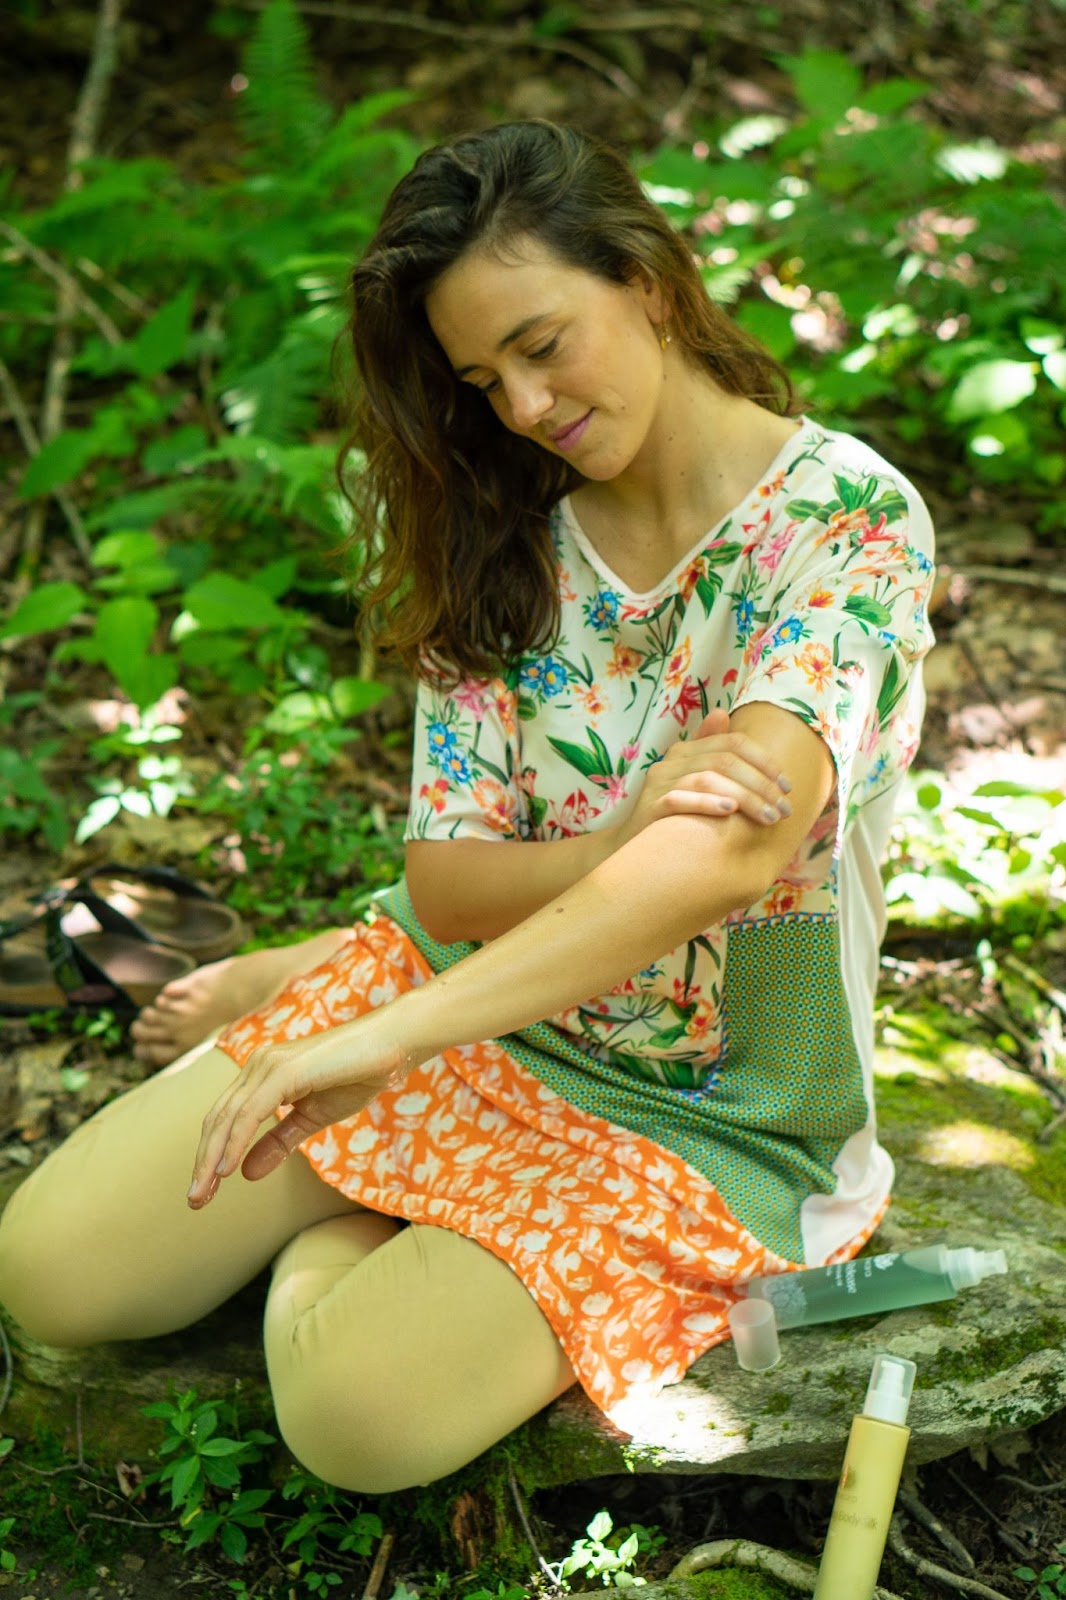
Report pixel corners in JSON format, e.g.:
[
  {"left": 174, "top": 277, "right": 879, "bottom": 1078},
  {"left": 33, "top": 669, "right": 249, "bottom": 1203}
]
[{"left": 342, "top": 121, "right": 795, "bottom": 684}]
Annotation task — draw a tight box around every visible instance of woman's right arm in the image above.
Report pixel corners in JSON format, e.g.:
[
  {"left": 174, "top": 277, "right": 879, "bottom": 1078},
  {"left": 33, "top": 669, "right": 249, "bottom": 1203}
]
[{"left": 406, "top": 707, "right": 794, "bottom": 943}]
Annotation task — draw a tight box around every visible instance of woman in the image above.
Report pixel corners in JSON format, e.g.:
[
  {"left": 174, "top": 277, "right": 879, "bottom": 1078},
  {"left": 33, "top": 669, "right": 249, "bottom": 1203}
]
[{"left": 0, "top": 122, "right": 934, "bottom": 1493}]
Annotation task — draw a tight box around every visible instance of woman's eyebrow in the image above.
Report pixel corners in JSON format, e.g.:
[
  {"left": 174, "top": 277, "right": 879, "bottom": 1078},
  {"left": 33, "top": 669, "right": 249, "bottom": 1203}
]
[{"left": 454, "top": 312, "right": 552, "bottom": 379}]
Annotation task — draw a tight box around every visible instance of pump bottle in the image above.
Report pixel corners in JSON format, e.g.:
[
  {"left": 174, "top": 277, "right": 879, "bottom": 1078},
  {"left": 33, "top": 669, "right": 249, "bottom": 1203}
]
[
  {"left": 813, "top": 1353, "right": 916, "bottom": 1600},
  {"left": 744, "top": 1244, "right": 1006, "bottom": 1329}
]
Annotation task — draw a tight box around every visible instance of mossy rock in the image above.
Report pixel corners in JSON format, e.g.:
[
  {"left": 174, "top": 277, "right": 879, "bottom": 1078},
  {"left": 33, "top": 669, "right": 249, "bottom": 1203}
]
[{"left": 3, "top": 1038, "right": 1065, "bottom": 1481}]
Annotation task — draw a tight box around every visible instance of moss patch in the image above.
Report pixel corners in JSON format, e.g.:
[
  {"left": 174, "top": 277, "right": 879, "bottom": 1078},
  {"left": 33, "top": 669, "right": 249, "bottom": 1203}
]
[{"left": 875, "top": 1042, "right": 1066, "bottom": 1210}]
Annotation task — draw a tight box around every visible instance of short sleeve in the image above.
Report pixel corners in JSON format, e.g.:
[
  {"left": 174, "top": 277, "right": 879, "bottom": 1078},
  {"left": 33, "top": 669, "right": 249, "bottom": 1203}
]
[
  {"left": 405, "top": 673, "right": 529, "bottom": 842},
  {"left": 732, "top": 472, "right": 935, "bottom": 851}
]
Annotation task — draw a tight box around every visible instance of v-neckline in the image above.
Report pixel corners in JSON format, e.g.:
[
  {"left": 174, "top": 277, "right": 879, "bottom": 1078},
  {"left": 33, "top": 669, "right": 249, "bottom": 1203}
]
[{"left": 560, "top": 416, "right": 814, "bottom": 603}]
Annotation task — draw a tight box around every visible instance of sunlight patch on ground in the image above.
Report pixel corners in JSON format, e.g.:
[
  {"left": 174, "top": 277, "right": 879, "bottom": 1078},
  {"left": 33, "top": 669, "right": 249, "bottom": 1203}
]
[{"left": 917, "top": 1120, "right": 1034, "bottom": 1172}]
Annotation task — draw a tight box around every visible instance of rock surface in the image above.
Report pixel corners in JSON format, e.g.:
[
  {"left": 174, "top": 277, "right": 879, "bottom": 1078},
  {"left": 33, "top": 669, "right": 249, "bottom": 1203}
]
[{"left": 3, "top": 1043, "right": 1065, "bottom": 1482}]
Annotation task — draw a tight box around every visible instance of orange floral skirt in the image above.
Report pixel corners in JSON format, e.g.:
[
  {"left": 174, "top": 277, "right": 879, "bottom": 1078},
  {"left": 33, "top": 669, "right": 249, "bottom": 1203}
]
[{"left": 218, "top": 916, "right": 803, "bottom": 1423}]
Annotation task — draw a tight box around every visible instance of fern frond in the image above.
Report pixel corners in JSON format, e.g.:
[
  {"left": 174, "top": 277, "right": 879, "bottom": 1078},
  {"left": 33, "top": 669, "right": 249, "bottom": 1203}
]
[
  {"left": 220, "top": 322, "right": 332, "bottom": 443},
  {"left": 238, "top": 0, "right": 331, "bottom": 172}
]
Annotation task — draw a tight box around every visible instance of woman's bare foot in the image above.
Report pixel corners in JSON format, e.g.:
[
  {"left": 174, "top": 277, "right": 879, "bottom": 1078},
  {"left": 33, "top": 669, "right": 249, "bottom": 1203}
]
[{"left": 130, "top": 928, "right": 351, "bottom": 1069}]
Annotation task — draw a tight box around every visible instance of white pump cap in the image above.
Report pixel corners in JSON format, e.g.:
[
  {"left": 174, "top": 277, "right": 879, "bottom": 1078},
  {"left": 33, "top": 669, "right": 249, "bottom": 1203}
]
[
  {"left": 728, "top": 1297, "right": 781, "bottom": 1372},
  {"left": 945, "top": 1247, "right": 1008, "bottom": 1291},
  {"left": 863, "top": 1353, "right": 917, "bottom": 1426}
]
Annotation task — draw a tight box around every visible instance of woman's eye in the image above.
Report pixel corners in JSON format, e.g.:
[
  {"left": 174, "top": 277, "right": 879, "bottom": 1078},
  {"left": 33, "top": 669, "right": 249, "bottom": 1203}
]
[
  {"left": 476, "top": 377, "right": 500, "bottom": 395},
  {"left": 529, "top": 338, "right": 559, "bottom": 361}
]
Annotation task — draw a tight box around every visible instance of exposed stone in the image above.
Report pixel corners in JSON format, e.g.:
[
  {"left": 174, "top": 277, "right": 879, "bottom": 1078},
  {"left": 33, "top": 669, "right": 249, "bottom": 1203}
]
[{"left": 3, "top": 1040, "right": 1065, "bottom": 1481}]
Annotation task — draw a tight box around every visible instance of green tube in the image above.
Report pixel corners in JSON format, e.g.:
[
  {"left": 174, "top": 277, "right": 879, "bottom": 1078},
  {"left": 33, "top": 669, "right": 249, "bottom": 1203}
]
[{"left": 744, "top": 1244, "right": 1007, "bottom": 1329}]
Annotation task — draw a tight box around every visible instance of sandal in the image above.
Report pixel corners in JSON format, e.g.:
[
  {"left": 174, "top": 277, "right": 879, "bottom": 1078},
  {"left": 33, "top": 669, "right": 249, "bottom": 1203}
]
[
  {"left": 64, "top": 863, "right": 244, "bottom": 963},
  {"left": 0, "top": 892, "right": 197, "bottom": 1019}
]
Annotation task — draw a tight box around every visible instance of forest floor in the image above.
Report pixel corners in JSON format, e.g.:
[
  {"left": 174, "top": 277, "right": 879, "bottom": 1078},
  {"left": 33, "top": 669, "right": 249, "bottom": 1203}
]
[{"left": 1, "top": 3, "right": 1066, "bottom": 1599}]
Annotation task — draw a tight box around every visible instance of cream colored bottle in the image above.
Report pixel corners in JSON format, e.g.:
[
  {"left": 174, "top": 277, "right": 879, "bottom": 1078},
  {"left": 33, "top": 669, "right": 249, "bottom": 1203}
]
[{"left": 813, "top": 1353, "right": 916, "bottom": 1600}]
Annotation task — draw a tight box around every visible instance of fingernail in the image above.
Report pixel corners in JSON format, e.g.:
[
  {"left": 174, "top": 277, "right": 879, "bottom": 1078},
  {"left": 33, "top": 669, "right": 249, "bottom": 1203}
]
[
  {"left": 778, "top": 774, "right": 793, "bottom": 793},
  {"left": 777, "top": 798, "right": 792, "bottom": 818},
  {"left": 762, "top": 804, "right": 778, "bottom": 823}
]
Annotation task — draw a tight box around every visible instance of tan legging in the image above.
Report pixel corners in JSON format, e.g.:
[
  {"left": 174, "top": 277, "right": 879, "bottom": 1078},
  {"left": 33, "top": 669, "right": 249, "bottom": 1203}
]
[{"left": 0, "top": 1040, "right": 575, "bottom": 1492}]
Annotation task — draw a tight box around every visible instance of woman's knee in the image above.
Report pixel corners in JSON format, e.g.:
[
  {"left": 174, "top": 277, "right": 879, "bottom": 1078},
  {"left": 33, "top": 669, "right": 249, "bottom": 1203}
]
[
  {"left": 0, "top": 1179, "right": 107, "bottom": 1347},
  {"left": 271, "top": 1368, "right": 450, "bottom": 1494}
]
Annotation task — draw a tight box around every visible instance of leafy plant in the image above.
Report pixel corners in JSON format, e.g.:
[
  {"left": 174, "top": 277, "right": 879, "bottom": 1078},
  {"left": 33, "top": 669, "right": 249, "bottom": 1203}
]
[
  {"left": 641, "top": 49, "right": 1066, "bottom": 530},
  {"left": 552, "top": 1509, "right": 664, "bottom": 1588},
  {"left": 141, "top": 1389, "right": 277, "bottom": 1563},
  {"left": 885, "top": 771, "right": 1066, "bottom": 936},
  {"left": 1016, "top": 1543, "right": 1066, "bottom": 1600},
  {"left": 3, "top": 0, "right": 417, "bottom": 853},
  {"left": 0, "top": 1516, "right": 17, "bottom": 1574}
]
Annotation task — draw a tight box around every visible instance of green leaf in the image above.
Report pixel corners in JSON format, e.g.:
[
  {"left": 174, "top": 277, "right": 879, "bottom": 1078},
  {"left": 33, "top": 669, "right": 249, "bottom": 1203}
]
[
  {"left": 947, "top": 360, "right": 1037, "bottom": 422},
  {"left": 181, "top": 572, "right": 289, "bottom": 631},
  {"left": 859, "top": 78, "right": 928, "bottom": 115},
  {"left": 1043, "top": 351, "right": 1066, "bottom": 392},
  {"left": 875, "top": 653, "right": 907, "bottom": 727},
  {"left": 936, "top": 139, "right": 1010, "bottom": 183},
  {"left": 75, "top": 794, "right": 122, "bottom": 843},
  {"left": 170, "top": 1454, "right": 202, "bottom": 1508},
  {"left": 18, "top": 429, "right": 99, "bottom": 498},
  {"left": 331, "top": 677, "right": 389, "bottom": 718},
  {"left": 95, "top": 596, "right": 158, "bottom": 670},
  {"left": 142, "top": 424, "right": 209, "bottom": 475},
  {"left": 779, "top": 50, "right": 862, "bottom": 119},
  {"left": 263, "top": 690, "right": 335, "bottom": 732},
  {"left": 93, "top": 530, "right": 162, "bottom": 569},
  {"left": 843, "top": 595, "right": 892, "bottom": 628},
  {"left": 131, "top": 283, "right": 197, "bottom": 376},
  {"left": 1020, "top": 318, "right": 1064, "bottom": 356},
  {"left": 695, "top": 573, "right": 721, "bottom": 617},
  {"left": 2, "top": 582, "right": 88, "bottom": 639},
  {"left": 545, "top": 736, "right": 609, "bottom": 781},
  {"left": 199, "top": 1436, "right": 248, "bottom": 1457}
]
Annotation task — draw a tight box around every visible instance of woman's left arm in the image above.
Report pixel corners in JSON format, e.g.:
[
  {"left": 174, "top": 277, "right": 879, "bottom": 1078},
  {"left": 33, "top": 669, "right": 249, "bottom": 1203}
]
[{"left": 189, "top": 701, "right": 833, "bottom": 1206}]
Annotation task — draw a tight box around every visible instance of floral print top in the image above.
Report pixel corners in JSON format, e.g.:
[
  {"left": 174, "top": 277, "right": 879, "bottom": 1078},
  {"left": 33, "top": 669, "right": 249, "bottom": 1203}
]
[{"left": 405, "top": 418, "right": 935, "bottom": 1090}]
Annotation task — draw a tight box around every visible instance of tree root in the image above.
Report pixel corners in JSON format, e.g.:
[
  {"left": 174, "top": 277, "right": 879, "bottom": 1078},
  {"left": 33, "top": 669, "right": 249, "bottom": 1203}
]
[
  {"left": 668, "top": 1537, "right": 903, "bottom": 1598},
  {"left": 888, "top": 1516, "right": 1015, "bottom": 1600}
]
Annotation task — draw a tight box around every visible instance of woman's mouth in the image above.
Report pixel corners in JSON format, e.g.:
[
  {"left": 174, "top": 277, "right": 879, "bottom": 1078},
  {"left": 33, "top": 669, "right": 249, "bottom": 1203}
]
[{"left": 549, "top": 411, "right": 592, "bottom": 451}]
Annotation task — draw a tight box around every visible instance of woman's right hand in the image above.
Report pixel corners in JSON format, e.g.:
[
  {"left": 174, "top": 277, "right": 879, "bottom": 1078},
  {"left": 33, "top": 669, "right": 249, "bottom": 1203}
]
[{"left": 615, "top": 707, "right": 794, "bottom": 847}]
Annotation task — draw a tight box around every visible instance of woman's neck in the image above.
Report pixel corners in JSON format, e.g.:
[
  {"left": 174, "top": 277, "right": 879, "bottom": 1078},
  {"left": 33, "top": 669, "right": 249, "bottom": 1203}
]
[{"left": 569, "top": 364, "right": 801, "bottom": 589}]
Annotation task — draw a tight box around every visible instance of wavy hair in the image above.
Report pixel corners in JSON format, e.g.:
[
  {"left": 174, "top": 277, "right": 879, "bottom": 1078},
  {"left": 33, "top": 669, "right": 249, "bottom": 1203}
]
[{"left": 342, "top": 120, "right": 796, "bottom": 684}]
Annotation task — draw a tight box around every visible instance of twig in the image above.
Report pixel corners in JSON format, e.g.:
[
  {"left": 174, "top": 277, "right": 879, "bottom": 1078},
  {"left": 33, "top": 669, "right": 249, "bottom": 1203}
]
[
  {"left": 507, "top": 1464, "right": 564, "bottom": 1593},
  {"left": 669, "top": 1537, "right": 903, "bottom": 1598},
  {"left": 88, "top": 1510, "right": 180, "bottom": 1528},
  {"left": 898, "top": 1486, "right": 975, "bottom": 1571},
  {"left": 887, "top": 1516, "right": 1014, "bottom": 1600},
  {"left": 999, "top": 1472, "right": 1066, "bottom": 1493},
  {"left": 1003, "top": 954, "right": 1066, "bottom": 1019},
  {"left": 19, "top": 0, "right": 124, "bottom": 585},
  {"left": 0, "top": 220, "right": 123, "bottom": 346},
  {"left": 75, "top": 254, "right": 152, "bottom": 318},
  {"left": 360, "top": 1529, "right": 395, "bottom": 1600},
  {"left": 231, "top": 0, "right": 645, "bottom": 100},
  {"left": 958, "top": 564, "right": 1066, "bottom": 594},
  {"left": 945, "top": 1466, "right": 1031, "bottom": 1560},
  {"left": 0, "top": 355, "right": 93, "bottom": 564}
]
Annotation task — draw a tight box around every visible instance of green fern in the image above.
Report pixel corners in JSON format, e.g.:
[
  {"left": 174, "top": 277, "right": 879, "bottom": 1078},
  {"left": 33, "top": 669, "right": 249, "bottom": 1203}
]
[
  {"left": 221, "top": 323, "right": 332, "bottom": 443},
  {"left": 238, "top": 0, "right": 331, "bottom": 171}
]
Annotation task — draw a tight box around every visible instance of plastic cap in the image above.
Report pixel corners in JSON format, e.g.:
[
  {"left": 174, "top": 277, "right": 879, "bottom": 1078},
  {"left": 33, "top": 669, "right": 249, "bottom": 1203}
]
[
  {"left": 863, "top": 1353, "right": 916, "bottom": 1426},
  {"left": 945, "top": 1247, "right": 1008, "bottom": 1291},
  {"left": 728, "top": 1297, "right": 781, "bottom": 1372}
]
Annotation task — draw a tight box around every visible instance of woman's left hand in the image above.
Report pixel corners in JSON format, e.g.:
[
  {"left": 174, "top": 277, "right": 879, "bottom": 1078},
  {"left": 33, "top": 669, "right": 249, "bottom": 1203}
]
[{"left": 188, "top": 1018, "right": 409, "bottom": 1208}]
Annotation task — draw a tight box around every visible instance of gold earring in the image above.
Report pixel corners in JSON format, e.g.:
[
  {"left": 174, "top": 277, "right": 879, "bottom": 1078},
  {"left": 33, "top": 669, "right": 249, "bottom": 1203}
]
[{"left": 659, "top": 327, "right": 672, "bottom": 350}]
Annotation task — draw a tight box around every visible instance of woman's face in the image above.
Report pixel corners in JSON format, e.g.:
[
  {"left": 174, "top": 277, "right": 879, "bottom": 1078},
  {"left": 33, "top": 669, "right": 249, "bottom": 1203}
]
[{"left": 425, "top": 236, "right": 668, "bottom": 481}]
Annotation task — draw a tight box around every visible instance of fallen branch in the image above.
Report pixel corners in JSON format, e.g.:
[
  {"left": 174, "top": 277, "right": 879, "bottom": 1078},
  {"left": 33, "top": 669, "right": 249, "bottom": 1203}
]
[
  {"left": 360, "top": 1529, "right": 395, "bottom": 1600},
  {"left": 231, "top": 0, "right": 645, "bottom": 100},
  {"left": 668, "top": 1537, "right": 903, "bottom": 1598},
  {"left": 888, "top": 1515, "right": 1014, "bottom": 1600},
  {"left": 898, "top": 1485, "right": 975, "bottom": 1572}
]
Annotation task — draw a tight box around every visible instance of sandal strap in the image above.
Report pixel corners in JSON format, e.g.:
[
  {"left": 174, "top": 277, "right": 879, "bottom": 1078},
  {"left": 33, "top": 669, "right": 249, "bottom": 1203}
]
[
  {"left": 42, "top": 905, "right": 138, "bottom": 1014},
  {"left": 39, "top": 881, "right": 157, "bottom": 947},
  {"left": 87, "top": 862, "right": 217, "bottom": 904}
]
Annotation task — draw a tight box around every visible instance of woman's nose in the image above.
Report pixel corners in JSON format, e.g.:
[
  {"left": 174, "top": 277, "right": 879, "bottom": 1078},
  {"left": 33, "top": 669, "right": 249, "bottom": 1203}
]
[{"left": 504, "top": 374, "right": 553, "bottom": 430}]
